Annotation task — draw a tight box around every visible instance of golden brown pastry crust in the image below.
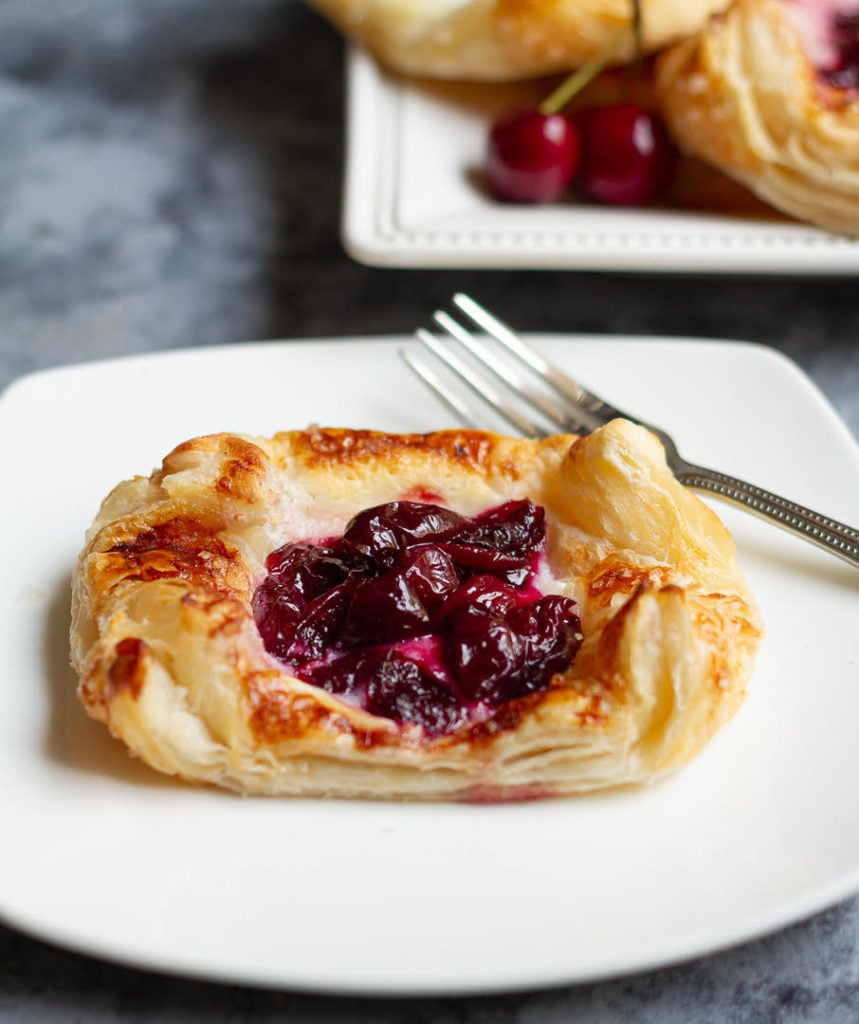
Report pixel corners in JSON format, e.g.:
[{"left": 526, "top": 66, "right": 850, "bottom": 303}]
[
  {"left": 306, "top": 0, "right": 733, "bottom": 81},
  {"left": 655, "top": 0, "right": 859, "bottom": 235},
  {"left": 70, "top": 421, "right": 762, "bottom": 800}
]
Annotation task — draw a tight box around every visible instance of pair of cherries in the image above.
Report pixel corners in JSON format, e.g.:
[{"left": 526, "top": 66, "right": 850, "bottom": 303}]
[{"left": 485, "top": 47, "right": 674, "bottom": 206}]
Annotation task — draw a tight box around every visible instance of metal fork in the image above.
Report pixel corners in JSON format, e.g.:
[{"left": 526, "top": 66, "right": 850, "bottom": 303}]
[{"left": 403, "top": 293, "right": 859, "bottom": 571}]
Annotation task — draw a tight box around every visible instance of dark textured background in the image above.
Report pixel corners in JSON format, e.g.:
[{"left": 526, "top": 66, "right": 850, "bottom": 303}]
[{"left": 2, "top": 1, "right": 859, "bottom": 1019}]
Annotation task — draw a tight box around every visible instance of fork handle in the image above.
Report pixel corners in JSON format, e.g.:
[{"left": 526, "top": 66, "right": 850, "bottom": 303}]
[{"left": 676, "top": 464, "right": 859, "bottom": 569}]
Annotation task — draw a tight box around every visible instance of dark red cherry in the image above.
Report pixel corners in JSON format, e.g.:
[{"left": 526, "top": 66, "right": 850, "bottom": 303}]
[
  {"left": 339, "top": 546, "right": 459, "bottom": 647},
  {"left": 486, "top": 110, "right": 579, "bottom": 204},
  {"left": 343, "top": 501, "right": 468, "bottom": 568},
  {"left": 341, "top": 570, "right": 431, "bottom": 647},
  {"left": 438, "top": 540, "right": 528, "bottom": 580},
  {"left": 290, "top": 582, "right": 354, "bottom": 660},
  {"left": 364, "top": 652, "right": 462, "bottom": 733},
  {"left": 400, "top": 546, "right": 461, "bottom": 613},
  {"left": 445, "top": 608, "right": 525, "bottom": 701},
  {"left": 507, "top": 595, "right": 583, "bottom": 683},
  {"left": 576, "top": 103, "right": 675, "bottom": 206},
  {"left": 437, "top": 575, "right": 520, "bottom": 622},
  {"left": 309, "top": 648, "right": 463, "bottom": 734},
  {"left": 463, "top": 499, "right": 545, "bottom": 558},
  {"left": 253, "top": 576, "right": 302, "bottom": 662},
  {"left": 266, "top": 541, "right": 354, "bottom": 600},
  {"left": 306, "top": 649, "right": 371, "bottom": 696},
  {"left": 439, "top": 499, "right": 545, "bottom": 583}
]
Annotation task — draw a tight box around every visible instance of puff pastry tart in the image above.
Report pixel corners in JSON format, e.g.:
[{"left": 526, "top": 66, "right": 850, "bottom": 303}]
[
  {"left": 303, "top": 0, "right": 733, "bottom": 81},
  {"left": 655, "top": 0, "right": 859, "bottom": 235},
  {"left": 70, "top": 421, "right": 761, "bottom": 801}
]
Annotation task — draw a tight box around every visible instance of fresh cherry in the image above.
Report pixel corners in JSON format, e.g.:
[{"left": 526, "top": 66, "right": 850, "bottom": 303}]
[
  {"left": 483, "top": 32, "right": 630, "bottom": 205},
  {"left": 486, "top": 110, "right": 579, "bottom": 204},
  {"left": 483, "top": 24, "right": 676, "bottom": 209},
  {"left": 575, "top": 103, "right": 675, "bottom": 206}
]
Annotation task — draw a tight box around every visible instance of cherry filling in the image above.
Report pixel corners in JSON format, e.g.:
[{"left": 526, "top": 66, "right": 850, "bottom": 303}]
[
  {"left": 824, "top": 12, "right": 859, "bottom": 88},
  {"left": 786, "top": 0, "right": 859, "bottom": 91},
  {"left": 253, "top": 499, "right": 583, "bottom": 734}
]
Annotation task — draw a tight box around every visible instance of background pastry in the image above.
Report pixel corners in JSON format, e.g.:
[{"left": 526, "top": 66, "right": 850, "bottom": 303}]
[
  {"left": 655, "top": 0, "right": 859, "bottom": 235},
  {"left": 303, "top": 0, "right": 734, "bottom": 80}
]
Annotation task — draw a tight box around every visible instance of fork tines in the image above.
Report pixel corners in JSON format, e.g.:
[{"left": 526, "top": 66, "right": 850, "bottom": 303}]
[
  {"left": 403, "top": 295, "right": 859, "bottom": 569},
  {"left": 403, "top": 293, "right": 617, "bottom": 439}
]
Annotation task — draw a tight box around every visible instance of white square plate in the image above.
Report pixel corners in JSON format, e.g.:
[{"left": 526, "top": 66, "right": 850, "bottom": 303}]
[
  {"left": 343, "top": 48, "right": 859, "bottom": 273},
  {"left": 1, "top": 335, "right": 858, "bottom": 995}
]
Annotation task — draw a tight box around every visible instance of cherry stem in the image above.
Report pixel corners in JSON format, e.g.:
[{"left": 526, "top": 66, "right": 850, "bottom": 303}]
[
  {"left": 631, "top": 0, "right": 643, "bottom": 61},
  {"left": 537, "top": 27, "right": 631, "bottom": 116}
]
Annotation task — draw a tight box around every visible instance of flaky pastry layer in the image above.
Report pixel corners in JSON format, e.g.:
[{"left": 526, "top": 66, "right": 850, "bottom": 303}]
[
  {"left": 304, "top": 0, "right": 732, "bottom": 80},
  {"left": 70, "top": 421, "right": 762, "bottom": 800},
  {"left": 655, "top": 0, "right": 859, "bottom": 236}
]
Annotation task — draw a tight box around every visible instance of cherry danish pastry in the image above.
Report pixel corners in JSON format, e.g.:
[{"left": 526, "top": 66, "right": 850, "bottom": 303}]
[
  {"left": 71, "top": 421, "right": 762, "bottom": 800},
  {"left": 303, "top": 0, "right": 734, "bottom": 81},
  {"left": 656, "top": 0, "right": 859, "bottom": 234}
]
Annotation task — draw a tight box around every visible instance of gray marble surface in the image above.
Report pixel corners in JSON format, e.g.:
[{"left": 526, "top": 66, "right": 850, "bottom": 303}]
[{"left": 2, "top": 0, "right": 859, "bottom": 1020}]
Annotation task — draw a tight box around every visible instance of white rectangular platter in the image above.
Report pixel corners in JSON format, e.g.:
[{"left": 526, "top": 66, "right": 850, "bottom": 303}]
[{"left": 343, "top": 48, "right": 859, "bottom": 273}]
